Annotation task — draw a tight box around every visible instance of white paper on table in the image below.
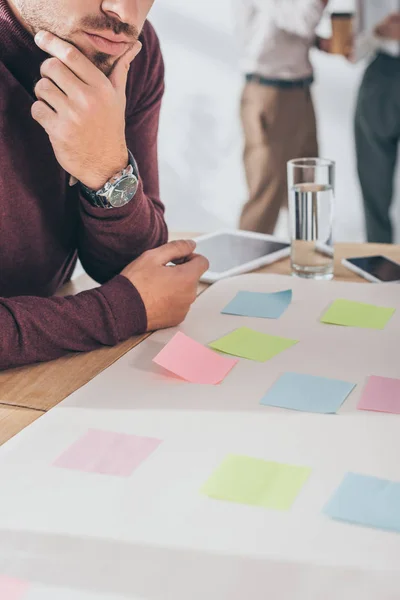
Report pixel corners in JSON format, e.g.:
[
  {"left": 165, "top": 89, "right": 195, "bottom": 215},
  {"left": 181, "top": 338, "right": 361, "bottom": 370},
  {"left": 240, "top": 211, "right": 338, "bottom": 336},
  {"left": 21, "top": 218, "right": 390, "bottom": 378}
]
[{"left": 0, "top": 274, "right": 400, "bottom": 599}]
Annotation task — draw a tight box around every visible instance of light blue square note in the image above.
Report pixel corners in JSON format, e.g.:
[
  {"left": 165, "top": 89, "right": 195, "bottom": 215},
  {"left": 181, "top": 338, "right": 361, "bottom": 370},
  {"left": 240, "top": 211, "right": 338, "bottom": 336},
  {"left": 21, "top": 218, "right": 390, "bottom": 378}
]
[
  {"left": 260, "top": 372, "right": 356, "bottom": 414},
  {"left": 324, "top": 472, "right": 400, "bottom": 534},
  {"left": 221, "top": 290, "right": 292, "bottom": 320}
]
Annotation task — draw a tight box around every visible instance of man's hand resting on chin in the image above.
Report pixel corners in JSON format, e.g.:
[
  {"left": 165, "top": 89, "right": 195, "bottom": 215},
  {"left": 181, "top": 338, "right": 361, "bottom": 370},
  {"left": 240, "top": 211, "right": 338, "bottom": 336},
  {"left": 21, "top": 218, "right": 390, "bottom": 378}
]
[{"left": 32, "top": 31, "right": 141, "bottom": 190}]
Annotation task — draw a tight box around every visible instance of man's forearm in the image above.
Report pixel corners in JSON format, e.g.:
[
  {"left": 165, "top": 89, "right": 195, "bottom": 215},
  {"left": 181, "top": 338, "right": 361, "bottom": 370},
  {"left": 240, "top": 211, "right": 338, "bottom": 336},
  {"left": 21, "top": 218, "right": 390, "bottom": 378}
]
[
  {"left": 77, "top": 22, "right": 167, "bottom": 284},
  {"left": 77, "top": 184, "right": 168, "bottom": 284},
  {"left": 0, "top": 276, "right": 146, "bottom": 370}
]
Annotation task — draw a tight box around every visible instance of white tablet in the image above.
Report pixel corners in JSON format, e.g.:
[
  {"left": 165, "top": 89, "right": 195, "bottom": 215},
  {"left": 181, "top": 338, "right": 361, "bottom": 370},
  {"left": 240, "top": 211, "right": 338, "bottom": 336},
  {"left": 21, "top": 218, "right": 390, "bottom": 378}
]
[{"left": 194, "top": 230, "right": 290, "bottom": 284}]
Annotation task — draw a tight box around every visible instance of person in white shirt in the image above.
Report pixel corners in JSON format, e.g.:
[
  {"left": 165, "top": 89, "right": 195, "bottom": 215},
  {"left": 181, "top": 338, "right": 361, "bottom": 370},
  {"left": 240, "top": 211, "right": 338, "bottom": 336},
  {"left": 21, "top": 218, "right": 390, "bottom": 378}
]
[
  {"left": 233, "top": 0, "right": 329, "bottom": 234},
  {"left": 354, "top": 7, "right": 400, "bottom": 243}
]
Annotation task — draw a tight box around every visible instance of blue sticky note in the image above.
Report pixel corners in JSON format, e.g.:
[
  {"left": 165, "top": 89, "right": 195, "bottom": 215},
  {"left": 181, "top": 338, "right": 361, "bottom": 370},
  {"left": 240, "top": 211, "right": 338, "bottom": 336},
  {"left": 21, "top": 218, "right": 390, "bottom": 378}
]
[
  {"left": 260, "top": 372, "right": 356, "bottom": 414},
  {"left": 221, "top": 290, "right": 292, "bottom": 320},
  {"left": 324, "top": 473, "right": 400, "bottom": 533}
]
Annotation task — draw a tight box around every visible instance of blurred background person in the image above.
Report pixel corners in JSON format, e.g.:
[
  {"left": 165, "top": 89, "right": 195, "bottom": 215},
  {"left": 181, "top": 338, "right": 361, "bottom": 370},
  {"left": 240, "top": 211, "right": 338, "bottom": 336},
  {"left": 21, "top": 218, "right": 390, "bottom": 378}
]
[
  {"left": 233, "top": 0, "right": 331, "bottom": 235},
  {"left": 354, "top": 7, "right": 400, "bottom": 243}
]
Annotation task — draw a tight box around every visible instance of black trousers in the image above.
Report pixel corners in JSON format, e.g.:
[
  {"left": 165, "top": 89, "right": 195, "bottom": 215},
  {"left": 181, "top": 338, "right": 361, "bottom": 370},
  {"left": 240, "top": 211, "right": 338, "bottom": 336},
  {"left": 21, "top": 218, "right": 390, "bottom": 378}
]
[{"left": 355, "top": 52, "right": 400, "bottom": 243}]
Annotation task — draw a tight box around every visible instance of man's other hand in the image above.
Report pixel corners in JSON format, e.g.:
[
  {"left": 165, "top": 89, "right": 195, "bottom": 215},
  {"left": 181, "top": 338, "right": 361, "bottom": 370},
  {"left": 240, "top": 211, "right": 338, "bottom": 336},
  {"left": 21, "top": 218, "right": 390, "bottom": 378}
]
[
  {"left": 375, "top": 13, "right": 400, "bottom": 41},
  {"left": 121, "top": 240, "right": 209, "bottom": 332}
]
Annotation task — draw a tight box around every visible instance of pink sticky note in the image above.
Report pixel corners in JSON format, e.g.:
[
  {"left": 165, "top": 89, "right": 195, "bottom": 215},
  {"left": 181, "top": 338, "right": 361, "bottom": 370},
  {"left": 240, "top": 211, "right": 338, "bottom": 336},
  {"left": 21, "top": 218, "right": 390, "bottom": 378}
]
[
  {"left": 358, "top": 376, "right": 400, "bottom": 414},
  {"left": 153, "top": 332, "right": 238, "bottom": 385},
  {"left": 54, "top": 430, "right": 162, "bottom": 476},
  {"left": 0, "top": 575, "right": 30, "bottom": 600}
]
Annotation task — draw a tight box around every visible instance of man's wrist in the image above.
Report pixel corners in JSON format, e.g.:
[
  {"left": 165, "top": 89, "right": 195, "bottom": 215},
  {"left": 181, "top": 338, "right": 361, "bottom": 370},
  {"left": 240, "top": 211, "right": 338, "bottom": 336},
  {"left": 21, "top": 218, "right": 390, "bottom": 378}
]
[
  {"left": 79, "top": 149, "right": 139, "bottom": 210},
  {"left": 78, "top": 148, "right": 129, "bottom": 191}
]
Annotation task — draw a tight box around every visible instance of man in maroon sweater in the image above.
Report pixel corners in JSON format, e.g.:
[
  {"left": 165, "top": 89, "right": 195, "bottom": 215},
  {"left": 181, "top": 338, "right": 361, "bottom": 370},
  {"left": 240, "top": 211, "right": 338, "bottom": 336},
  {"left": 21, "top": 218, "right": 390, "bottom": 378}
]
[{"left": 0, "top": 0, "right": 208, "bottom": 370}]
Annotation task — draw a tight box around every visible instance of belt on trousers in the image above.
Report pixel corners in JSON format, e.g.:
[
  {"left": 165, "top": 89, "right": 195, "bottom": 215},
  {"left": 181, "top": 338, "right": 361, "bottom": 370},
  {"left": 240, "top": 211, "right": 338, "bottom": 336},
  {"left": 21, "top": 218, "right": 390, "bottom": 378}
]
[{"left": 245, "top": 73, "right": 314, "bottom": 89}]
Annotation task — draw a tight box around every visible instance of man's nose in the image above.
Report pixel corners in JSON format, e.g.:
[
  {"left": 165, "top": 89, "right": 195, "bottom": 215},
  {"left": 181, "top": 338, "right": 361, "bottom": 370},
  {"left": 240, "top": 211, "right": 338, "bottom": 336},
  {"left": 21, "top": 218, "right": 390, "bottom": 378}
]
[{"left": 101, "top": 0, "right": 140, "bottom": 26}]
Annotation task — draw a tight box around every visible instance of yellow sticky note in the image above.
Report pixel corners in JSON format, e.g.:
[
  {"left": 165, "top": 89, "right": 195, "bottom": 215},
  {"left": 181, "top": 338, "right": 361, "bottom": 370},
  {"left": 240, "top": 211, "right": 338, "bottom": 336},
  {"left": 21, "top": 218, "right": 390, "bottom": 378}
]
[
  {"left": 201, "top": 454, "right": 311, "bottom": 510},
  {"left": 209, "top": 327, "right": 298, "bottom": 362},
  {"left": 321, "top": 299, "right": 395, "bottom": 330}
]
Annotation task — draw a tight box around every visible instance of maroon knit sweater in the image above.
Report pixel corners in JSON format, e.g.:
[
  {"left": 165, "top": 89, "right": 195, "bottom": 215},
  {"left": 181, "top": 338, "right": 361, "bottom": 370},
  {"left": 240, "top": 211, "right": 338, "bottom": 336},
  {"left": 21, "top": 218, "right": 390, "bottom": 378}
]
[{"left": 0, "top": 1, "right": 168, "bottom": 370}]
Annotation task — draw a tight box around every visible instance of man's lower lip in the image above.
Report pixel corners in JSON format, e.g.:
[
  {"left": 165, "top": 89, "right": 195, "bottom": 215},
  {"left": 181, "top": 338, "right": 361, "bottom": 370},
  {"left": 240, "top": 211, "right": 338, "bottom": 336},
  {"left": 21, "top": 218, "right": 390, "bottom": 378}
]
[{"left": 84, "top": 32, "right": 128, "bottom": 55}]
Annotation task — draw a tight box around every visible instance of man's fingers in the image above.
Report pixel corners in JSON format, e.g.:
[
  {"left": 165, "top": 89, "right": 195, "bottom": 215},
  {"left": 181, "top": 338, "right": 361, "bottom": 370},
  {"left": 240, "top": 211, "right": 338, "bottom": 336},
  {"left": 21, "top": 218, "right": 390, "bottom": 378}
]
[
  {"left": 35, "top": 31, "right": 104, "bottom": 87},
  {"left": 171, "top": 254, "right": 193, "bottom": 266},
  {"left": 41, "top": 57, "right": 85, "bottom": 97},
  {"left": 34, "top": 77, "right": 67, "bottom": 112},
  {"left": 31, "top": 100, "right": 57, "bottom": 132},
  {"left": 375, "top": 14, "right": 400, "bottom": 38},
  {"left": 151, "top": 240, "right": 197, "bottom": 266},
  {"left": 386, "top": 12, "right": 400, "bottom": 22},
  {"left": 109, "top": 41, "right": 142, "bottom": 93},
  {"left": 177, "top": 253, "right": 209, "bottom": 279}
]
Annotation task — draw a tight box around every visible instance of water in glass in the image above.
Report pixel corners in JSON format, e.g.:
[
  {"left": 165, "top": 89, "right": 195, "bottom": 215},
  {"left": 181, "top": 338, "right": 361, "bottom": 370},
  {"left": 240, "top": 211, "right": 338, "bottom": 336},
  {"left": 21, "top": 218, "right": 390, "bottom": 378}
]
[{"left": 289, "top": 182, "right": 334, "bottom": 280}]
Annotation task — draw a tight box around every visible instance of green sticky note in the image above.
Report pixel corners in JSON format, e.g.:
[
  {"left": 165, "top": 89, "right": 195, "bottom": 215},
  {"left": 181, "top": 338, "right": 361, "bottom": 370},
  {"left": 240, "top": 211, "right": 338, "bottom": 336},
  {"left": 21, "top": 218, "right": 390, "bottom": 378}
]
[
  {"left": 201, "top": 454, "right": 311, "bottom": 510},
  {"left": 321, "top": 299, "right": 395, "bottom": 330},
  {"left": 209, "top": 327, "right": 298, "bottom": 362}
]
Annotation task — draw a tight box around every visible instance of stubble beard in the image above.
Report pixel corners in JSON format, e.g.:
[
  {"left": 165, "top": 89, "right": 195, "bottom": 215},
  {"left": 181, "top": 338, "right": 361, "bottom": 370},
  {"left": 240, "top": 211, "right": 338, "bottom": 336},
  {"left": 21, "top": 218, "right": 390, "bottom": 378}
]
[{"left": 12, "top": 0, "right": 123, "bottom": 75}]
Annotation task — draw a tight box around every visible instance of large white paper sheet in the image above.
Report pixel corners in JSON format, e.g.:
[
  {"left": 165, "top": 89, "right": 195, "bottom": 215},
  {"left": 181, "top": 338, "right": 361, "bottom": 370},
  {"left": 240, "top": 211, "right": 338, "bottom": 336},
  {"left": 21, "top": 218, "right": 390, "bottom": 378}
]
[{"left": 0, "top": 274, "right": 399, "bottom": 599}]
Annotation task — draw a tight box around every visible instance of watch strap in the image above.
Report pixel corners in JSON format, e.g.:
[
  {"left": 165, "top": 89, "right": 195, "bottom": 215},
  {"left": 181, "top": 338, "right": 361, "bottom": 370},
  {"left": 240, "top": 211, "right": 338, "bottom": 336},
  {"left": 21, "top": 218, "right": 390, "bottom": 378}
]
[{"left": 80, "top": 150, "right": 139, "bottom": 208}]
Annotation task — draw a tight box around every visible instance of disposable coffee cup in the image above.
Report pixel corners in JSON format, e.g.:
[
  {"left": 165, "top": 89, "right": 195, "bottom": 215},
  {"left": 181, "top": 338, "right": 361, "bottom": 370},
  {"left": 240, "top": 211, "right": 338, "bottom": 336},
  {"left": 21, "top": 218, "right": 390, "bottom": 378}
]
[{"left": 331, "top": 12, "right": 354, "bottom": 55}]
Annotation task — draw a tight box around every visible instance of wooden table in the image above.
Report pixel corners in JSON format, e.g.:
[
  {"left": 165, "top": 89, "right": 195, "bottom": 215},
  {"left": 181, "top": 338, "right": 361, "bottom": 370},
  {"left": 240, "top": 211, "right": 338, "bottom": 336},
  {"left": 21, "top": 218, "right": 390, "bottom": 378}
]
[{"left": 1, "top": 241, "right": 399, "bottom": 445}]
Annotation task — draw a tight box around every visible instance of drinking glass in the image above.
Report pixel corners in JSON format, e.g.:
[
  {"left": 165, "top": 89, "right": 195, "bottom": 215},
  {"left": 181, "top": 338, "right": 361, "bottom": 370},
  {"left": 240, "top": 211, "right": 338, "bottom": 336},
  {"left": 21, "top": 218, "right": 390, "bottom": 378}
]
[{"left": 288, "top": 158, "right": 335, "bottom": 280}]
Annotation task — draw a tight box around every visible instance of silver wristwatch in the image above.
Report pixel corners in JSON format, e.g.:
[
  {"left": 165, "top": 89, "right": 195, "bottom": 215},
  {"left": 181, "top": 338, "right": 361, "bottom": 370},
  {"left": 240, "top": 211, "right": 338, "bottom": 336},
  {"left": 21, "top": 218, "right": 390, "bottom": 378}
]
[{"left": 80, "top": 150, "right": 139, "bottom": 209}]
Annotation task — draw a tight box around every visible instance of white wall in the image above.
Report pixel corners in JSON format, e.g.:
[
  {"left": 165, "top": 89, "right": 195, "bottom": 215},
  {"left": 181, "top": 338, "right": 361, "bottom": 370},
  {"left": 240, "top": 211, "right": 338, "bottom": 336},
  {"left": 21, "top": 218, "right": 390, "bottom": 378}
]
[{"left": 150, "top": 0, "right": 400, "bottom": 242}]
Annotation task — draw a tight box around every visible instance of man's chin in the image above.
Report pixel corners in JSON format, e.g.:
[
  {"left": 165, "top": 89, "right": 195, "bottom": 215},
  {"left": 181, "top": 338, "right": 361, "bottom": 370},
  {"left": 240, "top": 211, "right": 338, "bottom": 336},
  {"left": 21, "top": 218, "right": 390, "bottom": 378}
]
[
  {"left": 91, "top": 51, "right": 115, "bottom": 76},
  {"left": 64, "top": 34, "right": 115, "bottom": 76}
]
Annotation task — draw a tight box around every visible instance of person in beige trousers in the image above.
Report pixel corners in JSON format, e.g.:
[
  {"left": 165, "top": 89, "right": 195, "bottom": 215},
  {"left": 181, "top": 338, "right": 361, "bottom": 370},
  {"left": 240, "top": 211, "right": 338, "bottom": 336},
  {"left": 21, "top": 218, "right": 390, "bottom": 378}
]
[{"left": 234, "top": 0, "right": 331, "bottom": 234}]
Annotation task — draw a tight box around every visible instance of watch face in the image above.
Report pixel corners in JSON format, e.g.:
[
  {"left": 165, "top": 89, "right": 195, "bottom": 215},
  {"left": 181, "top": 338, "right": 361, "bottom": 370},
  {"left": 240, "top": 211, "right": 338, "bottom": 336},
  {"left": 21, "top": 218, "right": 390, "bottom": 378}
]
[{"left": 110, "top": 175, "right": 138, "bottom": 208}]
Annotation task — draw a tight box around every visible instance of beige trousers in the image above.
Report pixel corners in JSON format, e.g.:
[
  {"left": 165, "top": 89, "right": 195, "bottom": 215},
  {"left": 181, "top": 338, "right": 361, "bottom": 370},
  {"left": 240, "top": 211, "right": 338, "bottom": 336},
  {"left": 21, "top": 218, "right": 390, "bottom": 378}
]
[{"left": 239, "top": 82, "right": 319, "bottom": 234}]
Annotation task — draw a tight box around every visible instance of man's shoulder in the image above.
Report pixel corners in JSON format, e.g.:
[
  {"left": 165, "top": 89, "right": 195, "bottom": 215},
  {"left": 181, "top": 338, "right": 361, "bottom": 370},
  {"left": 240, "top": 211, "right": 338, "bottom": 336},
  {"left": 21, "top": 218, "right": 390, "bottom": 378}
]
[{"left": 140, "top": 20, "right": 162, "bottom": 57}]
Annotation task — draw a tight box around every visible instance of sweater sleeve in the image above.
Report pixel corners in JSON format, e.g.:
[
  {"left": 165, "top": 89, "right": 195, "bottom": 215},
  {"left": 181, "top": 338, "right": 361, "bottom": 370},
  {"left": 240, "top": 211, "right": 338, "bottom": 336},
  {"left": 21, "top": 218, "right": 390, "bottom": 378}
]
[
  {"left": 255, "top": 0, "right": 326, "bottom": 39},
  {"left": 77, "top": 22, "right": 168, "bottom": 284},
  {"left": 0, "top": 275, "right": 147, "bottom": 370}
]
